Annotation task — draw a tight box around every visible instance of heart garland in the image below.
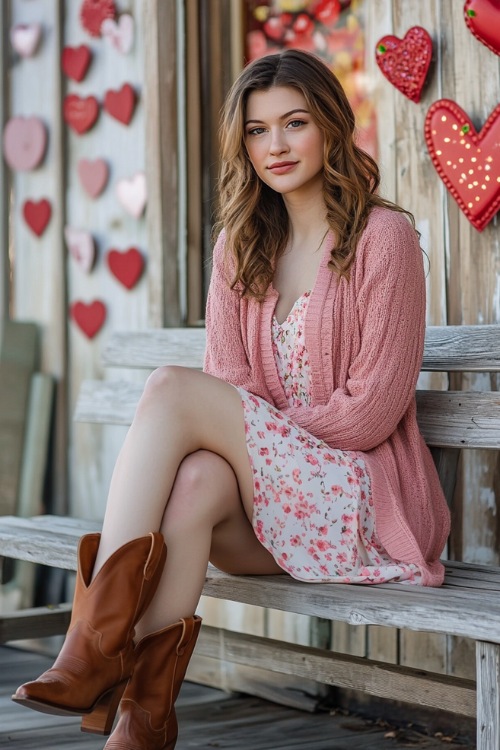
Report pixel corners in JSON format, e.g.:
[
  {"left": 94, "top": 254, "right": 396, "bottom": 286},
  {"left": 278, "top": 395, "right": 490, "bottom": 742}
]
[
  {"left": 464, "top": 0, "right": 500, "bottom": 56},
  {"left": 63, "top": 94, "right": 99, "bottom": 134},
  {"left": 424, "top": 99, "right": 500, "bottom": 231},
  {"left": 3, "top": 116, "right": 47, "bottom": 171},
  {"left": 375, "top": 26, "right": 433, "bottom": 103},
  {"left": 104, "top": 84, "right": 137, "bottom": 125},
  {"left": 62, "top": 45, "right": 92, "bottom": 82},
  {"left": 23, "top": 199, "right": 52, "bottom": 237},
  {"left": 107, "top": 248, "right": 144, "bottom": 289},
  {"left": 71, "top": 300, "right": 107, "bottom": 338}
]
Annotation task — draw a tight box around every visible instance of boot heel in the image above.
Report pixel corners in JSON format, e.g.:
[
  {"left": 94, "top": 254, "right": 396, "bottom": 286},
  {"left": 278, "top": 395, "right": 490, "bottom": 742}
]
[{"left": 81, "top": 681, "right": 127, "bottom": 735}]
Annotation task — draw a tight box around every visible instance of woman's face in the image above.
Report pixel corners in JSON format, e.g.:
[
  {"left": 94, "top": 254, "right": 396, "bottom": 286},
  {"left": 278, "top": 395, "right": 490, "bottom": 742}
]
[{"left": 244, "top": 86, "right": 324, "bottom": 201}]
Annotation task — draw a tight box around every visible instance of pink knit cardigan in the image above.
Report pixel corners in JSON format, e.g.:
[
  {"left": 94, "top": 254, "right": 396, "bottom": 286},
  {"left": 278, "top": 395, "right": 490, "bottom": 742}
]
[{"left": 204, "top": 207, "right": 451, "bottom": 586}]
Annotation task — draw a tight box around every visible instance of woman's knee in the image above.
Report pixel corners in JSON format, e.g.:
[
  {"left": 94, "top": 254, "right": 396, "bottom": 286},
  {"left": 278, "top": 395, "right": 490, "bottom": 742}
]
[{"left": 162, "top": 451, "right": 238, "bottom": 532}]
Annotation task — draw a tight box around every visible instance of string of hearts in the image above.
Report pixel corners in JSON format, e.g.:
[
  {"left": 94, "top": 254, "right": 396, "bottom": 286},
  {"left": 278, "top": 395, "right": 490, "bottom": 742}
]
[{"left": 375, "top": 0, "right": 500, "bottom": 232}]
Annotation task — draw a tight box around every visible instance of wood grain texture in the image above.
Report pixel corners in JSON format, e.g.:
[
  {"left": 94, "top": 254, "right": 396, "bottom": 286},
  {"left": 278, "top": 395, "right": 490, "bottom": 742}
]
[{"left": 476, "top": 641, "right": 500, "bottom": 750}]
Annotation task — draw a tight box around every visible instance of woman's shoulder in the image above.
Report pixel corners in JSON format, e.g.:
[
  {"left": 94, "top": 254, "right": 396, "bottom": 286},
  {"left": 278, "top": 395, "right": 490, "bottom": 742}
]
[{"left": 364, "top": 205, "right": 416, "bottom": 237}]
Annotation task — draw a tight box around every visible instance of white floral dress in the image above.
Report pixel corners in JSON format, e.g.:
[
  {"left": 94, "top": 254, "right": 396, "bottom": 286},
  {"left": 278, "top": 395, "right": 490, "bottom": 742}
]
[{"left": 236, "top": 291, "right": 421, "bottom": 584}]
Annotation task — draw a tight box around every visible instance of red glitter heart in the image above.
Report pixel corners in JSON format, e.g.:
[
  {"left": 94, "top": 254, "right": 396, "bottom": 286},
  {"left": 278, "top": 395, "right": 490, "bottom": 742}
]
[
  {"left": 79, "top": 0, "right": 116, "bottom": 38},
  {"left": 375, "top": 26, "right": 433, "bottom": 103},
  {"left": 107, "top": 247, "right": 144, "bottom": 290},
  {"left": 464, "top": 0, "right": 500, "bottom": 56},
  {"left": 424, "top": 99, "right": 500, "bottom": 231},
  {"left": 103, "top": 83, "right": 136, "bottom": 126},
  {"left": 23, "top": 198, "right": 52, "bottom": 237},
  {"left": 61, "top": 45, "right": 92, "bottom": 82},
  {"left": 63, "top": 94, "right": 99, "bottom": 135},
  {"left": 71, "top": 300, "right": 106, "bottom": 339}
]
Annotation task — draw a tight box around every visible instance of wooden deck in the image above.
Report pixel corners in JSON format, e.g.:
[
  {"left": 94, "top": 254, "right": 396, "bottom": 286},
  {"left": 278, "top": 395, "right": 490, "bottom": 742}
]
[{"left": 0, "top": 645, "right": 473, "bottom": 749}]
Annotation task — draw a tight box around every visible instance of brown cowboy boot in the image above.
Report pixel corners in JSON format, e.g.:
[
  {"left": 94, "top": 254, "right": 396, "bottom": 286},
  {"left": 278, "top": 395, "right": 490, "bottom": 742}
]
[
  {"left": 104, "top": 616, "right": 202, "bottom": 749},
  {"left": 12, "top": 532, "right": 167, "bottom": 735}
]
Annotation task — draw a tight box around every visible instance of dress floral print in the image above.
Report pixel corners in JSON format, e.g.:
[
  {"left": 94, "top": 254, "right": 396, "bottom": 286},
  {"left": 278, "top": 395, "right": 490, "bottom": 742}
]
[{"left": 236, "top": 292, "right": 421, "bottom": 584}]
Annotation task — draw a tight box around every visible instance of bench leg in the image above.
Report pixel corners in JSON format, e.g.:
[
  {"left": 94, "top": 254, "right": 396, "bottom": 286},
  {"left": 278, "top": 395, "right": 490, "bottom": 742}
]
[{"left": 476, "top": 641, "right": 500, "bottom": 750}]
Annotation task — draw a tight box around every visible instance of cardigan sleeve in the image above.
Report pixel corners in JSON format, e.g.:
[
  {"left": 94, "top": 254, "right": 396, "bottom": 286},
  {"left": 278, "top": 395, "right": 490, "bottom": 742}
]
[
  {"left": 203, "top": 231, "right": 256, "bottom": 392},
  {"left": 282, "top": 214, "right": 425, "bottom": 451}
]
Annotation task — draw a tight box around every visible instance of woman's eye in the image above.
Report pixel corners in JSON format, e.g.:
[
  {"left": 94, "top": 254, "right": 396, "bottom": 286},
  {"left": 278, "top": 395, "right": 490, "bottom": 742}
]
[
  {"left": 288, "top": 119, "right": 306, "bottom": 129},
  {"left": 247, "top": 127, "right": 266, "bottom": 136}
]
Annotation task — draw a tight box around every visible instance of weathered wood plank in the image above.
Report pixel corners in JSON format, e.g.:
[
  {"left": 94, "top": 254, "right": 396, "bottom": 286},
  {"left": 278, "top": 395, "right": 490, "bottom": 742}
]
[
  {"left": 0, "top": 603, "right": 71, "bottom": 644},
  {"left": 195, "top": 625, "right": 476, "bottom": 717},
  {"left": 101, "top": 325, "right": 500, "bottom": 371},
  {"left": 1, "top": 516, "right": 500, "bottom": 643},
  {"left": 476, "top": 641, "right": 500, "bottom": 750},
  {"left": 74, "top": 381, "right": 500, "bottom": 449}
]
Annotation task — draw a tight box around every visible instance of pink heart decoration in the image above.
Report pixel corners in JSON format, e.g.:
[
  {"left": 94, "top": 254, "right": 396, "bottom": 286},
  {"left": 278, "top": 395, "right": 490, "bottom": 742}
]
[
  {"left": 375, "top": 27, "right": 433, "bottom": 103},
  {"left": 77, "top": 158, "right": 109, "bottom": 198},
  {"left": 3, "top": 116, "right": 47, "bottom": 171},
  {"left": 464, "top": 0, "right": 500, "bottom": 56},
  {"left": 107, "top": 247, "right": 144, "bottom": 289},
  {"left": 65, "top": 226, "right": 96, "bottom": 273},
  {"left": 70, "top": 300, "right": 106, "bottom": 339},
  {"left": 424, "top": 99, "right": 500, "bottom": 232},
  {"left": 101, "top": 14, "right": 134, "bottom": 54},
  {"left": 10, "top": 23, "right": 42, "bottom": 58},
  {"left": 116, "top": 172, "right": 147, "bottom": 218},
  {"left": 23, "top": 199, "right": 52, "bottom": 237}
]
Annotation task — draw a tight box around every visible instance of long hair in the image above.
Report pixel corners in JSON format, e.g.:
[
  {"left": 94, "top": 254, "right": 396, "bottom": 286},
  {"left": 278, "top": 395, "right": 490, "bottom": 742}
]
[{"left": 216, "top": 49, "right": 414, "bottom": 300}]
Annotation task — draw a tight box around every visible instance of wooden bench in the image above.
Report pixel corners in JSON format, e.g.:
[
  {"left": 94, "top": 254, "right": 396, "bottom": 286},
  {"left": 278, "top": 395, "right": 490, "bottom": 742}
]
[{"left": 1, "top": 325, "right": 500, "bottom": 748}]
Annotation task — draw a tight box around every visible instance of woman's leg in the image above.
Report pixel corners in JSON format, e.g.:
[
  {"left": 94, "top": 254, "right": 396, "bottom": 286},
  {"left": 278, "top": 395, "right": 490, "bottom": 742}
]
[
  {"left": 135, "top": 449, "right": 283, "bottom": 639},
  {"left": 92, "top": 366, "right": 260, "bottom": 577}
]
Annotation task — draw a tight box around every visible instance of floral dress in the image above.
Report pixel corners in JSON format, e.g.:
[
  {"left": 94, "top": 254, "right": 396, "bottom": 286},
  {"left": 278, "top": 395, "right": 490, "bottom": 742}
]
[{"left": 236, "top": 291, "right": 421, "bottom": 584}]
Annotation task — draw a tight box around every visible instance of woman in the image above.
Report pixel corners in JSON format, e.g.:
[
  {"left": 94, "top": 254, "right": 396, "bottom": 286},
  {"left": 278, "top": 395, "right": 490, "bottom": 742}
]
[{"left": 12, "top": 49, "right": 450, "bottom": 749}]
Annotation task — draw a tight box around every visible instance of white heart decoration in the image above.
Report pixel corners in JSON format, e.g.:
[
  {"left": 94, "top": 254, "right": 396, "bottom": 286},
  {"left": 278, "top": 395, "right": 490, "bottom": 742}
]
[
  {"left": 116, "top": 172, "right": 147, "bottom": 218},
  {"left": 64, "top": 226, "right": 95, "bottom": 273},
  {"left": 101, "top": 14, "right": 134, "bottom": 55},
  {"left": 10, "top": 23, "right": 42, "bottom": 58}
]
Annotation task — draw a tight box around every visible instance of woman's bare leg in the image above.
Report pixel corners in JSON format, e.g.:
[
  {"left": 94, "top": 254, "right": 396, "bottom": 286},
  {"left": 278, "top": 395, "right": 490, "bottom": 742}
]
[
  {"left": 93, "top": 367, "right": 261, "bottom": 576},
  {"left": 134, "top": 450, "right": 283, "bottom": 639}
]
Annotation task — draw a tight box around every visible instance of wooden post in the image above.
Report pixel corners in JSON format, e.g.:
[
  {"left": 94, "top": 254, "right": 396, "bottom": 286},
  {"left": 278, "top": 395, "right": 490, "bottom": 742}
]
[
  {"left": 0, "top": 4, "right": 11, "bottom": 326},
  {"left": 476, "top": 641, "right": 500, "bottom": 750},
  {"left": 143, "top": 0, "right": 180, "bottom": 327}
]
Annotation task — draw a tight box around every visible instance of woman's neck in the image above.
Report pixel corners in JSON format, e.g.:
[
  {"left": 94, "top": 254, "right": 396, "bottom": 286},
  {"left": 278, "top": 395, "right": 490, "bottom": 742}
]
[{"left": 284, "top": 194, "right": 329, "bottom": 251}]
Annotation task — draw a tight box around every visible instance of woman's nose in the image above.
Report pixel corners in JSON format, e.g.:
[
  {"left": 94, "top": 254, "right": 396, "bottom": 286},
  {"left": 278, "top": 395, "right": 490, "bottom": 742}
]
[{"left": 269, "top": 129, "right": 289, "bottom": 155}]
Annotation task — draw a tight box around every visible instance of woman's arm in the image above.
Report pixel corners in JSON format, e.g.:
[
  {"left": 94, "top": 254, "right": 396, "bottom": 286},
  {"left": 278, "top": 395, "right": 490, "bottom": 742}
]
[{"left": 283, "top": 215, "right": 425, "bottom": 451}]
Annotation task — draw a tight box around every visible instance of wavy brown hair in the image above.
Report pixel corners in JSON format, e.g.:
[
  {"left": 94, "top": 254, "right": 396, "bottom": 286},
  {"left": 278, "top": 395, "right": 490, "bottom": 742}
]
[{"left": 215, "top": 49, "right": 415, "bottom": 300}]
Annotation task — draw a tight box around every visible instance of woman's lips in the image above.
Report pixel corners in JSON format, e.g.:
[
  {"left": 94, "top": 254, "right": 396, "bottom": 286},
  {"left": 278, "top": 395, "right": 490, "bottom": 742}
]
[{"left": 267, "top": 161, "right": 298, "bottom": 174}]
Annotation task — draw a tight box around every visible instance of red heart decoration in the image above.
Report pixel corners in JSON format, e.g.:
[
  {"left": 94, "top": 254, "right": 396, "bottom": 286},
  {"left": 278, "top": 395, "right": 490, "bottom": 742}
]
[
  {"left": 375, "top": 26, "right": 433, "bottom": 103},
  {"left": 103, "top": 83, "right": 136, "bottom": 125},
  {"left": 107, "top": 247, "right": 144, "bottom": 289},
  {"left": 62, "top": 45, "right": 92, "bottom": 82},
  {"left": 23, "top": 198, "right": 52, "bottom": 237},
  {"left": 77, "top": 158, "right": 109, "bottom": 198},
  {"left": 79, "top": 0, "right": 116, "bottom": 38},
  {"left": 3, "top": 116, "right": 47, "bottom": 171},
  {"left": 63, "top": 94, "right": 99, "bottom": 135},
  {"left": 424, "top": 99, "right": 500, "bottom": 232},
  {"left": 70, "top": 300, "right": 106, "bottom": 339},
  {"left": 464, "top": 0, "right": 500, "bottom": 56}
]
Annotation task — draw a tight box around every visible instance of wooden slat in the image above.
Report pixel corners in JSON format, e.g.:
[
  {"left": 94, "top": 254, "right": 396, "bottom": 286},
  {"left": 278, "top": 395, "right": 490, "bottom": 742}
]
[
  {"left": 476, "top": 641, "right": 500, "bottom": 750},
  {"left": 1, "top": 516, "right": 500, "bottom": 644},
  {"left": 196, "top": 625, "right": 476, "bottom": 717},
  {"left": 0, "top": 604, "right": 71, "bottom": 645},
  {"left": 101, "top": 325, "right": 500, "bottom": 372},
  {"left": 74, "top": 381, "right": 500, "bottom": 449}
]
